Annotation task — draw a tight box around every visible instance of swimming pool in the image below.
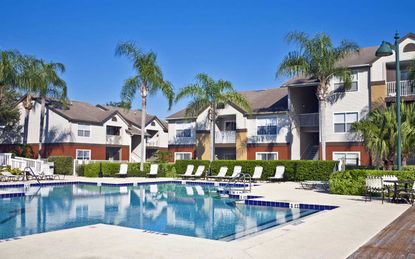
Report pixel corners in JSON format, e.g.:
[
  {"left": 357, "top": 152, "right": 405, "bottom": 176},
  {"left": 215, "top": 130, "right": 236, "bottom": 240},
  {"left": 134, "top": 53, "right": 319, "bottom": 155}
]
[{"left": 0, "top": 183, "right": 319, "bottom": 241}]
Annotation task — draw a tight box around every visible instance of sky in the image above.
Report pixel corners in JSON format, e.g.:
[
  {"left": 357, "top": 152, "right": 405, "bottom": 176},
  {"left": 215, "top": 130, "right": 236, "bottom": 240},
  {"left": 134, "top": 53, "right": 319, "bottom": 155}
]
[{"left": 1, "top": 0, "right": 415, "bottom": 119}]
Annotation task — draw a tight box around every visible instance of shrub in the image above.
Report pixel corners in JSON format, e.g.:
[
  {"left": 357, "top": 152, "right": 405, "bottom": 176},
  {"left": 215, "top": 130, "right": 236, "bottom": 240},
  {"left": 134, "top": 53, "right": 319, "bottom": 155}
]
[
  {"left": 175, "top": 160, "right": 337, "bottom": 181},
  {"left": 329, "top": 169, "right": 415, "bottom": 195},
  {"left": 82, "top": 162, "right": 161, "bottom": 177},
  {"left": 48, "top": 156, "right": 73, "bottom": 175}
]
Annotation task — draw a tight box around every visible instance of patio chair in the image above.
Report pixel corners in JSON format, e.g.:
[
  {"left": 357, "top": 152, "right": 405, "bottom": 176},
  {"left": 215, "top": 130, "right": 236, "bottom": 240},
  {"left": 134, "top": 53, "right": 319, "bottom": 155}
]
[
  {"left": 268, "top": 166, "right": 285, "bottom": 182},
  {"left": 365, "top": 176, "right": 386, "bottom": 203},
  {"left": 116, "top": 164, "right": 128, "bottom": 178},
  {"left": 396, "top": 180, "right": 415, "bottom": 205},
  {"left": 178, "top": 164, "right": 194, "bottom": 178},
  {"left": 209, "top": 166, "right": 228, "bottom": 180},
  {"left": 252, "top": 166, "right": 263, "bottom": 182},
  {"left": 26, "top": 167, "right": 44, "bottom": 180},
  {"left": 381, "top": 175, "right": 398, "bottom": 201},
  {"left": 1, "top": 171, "right": 21, "bottom": 181},
  {"left": 224, "top": 165, "right": 242, "bottom": 179},
  {"left": 147, "top": 164, "right": 159, "bottom": 178},
  {"left": 192, "top": 165, "right": 206, "bottom": 179},
  {"left": 42, "top": 164, "right": 60, "bottom": 180}
]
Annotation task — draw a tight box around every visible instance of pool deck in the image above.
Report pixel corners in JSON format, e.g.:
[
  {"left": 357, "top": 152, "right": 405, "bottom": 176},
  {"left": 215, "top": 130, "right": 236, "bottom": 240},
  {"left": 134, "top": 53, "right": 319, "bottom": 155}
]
[{"left": 0, "top": 176, "right": 410, "bottom": 259}]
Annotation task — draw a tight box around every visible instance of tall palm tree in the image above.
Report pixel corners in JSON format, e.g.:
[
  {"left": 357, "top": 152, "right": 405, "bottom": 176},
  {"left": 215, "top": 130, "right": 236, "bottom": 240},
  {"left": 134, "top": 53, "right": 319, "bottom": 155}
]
[
  {"left": 277, "top": 32, "right": 359, "bottom": 160},
  {"left": 0, "top": 50, "right": 20, "bottom": 104},
  {"left": 116, "top": 42, "right": 174, "bottom": 171},
  {"left": 19, "top": 57, "right": 67, "bottom": 158},
  {"left": 175, "top": 73, "right": 251, "bottom": 161}
]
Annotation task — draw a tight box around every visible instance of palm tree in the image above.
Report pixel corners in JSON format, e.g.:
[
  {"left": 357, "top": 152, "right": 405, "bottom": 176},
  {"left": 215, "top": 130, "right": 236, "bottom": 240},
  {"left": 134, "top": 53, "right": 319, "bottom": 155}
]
[
  {"left": 277, "top": 32, "right": 359, "bottom": 160},
  {"left": 175, "top": 73, "right": 251, "bottom": 161},
  {"left": 0, "top": 50, "right": 21, "bottom": 104},
  {"left": 353, "top": 103, "right": 415, "bottom": 169},
  {"left": 115, "top": 42, "right": 174, "bottom": 171},
  {"left": 19, "top": 57, "right": 67, "bottom": 158}
]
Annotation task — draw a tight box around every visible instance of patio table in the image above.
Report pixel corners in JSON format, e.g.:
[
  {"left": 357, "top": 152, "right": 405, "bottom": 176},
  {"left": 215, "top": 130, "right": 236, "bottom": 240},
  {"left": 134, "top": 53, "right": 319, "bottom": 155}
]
[{"left": 383, "top": 179, "right": 413, "bottom": 203}]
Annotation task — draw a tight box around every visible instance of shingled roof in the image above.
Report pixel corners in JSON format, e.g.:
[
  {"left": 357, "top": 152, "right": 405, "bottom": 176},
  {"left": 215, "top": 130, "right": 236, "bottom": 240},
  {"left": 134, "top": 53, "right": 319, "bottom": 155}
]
[{"left": 167, "top": 87, "right": 288, "bottom": 120}]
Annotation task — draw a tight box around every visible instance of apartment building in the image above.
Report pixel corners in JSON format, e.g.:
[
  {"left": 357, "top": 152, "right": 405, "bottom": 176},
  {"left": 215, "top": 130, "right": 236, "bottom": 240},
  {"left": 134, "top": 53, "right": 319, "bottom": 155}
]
[
  {"left": 167, "top": 32, "right": 415, "bottom": 166},
  {"left": 166, "top": 88, "right": 291, "bottom": 162},
  {"left": 0, "top": 97, "right": 168, "bottom": 161}
]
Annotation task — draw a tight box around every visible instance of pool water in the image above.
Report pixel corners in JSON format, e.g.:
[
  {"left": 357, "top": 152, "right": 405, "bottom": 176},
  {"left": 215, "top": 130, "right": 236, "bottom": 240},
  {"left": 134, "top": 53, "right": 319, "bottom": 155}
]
[{"left": 0, "top": 183, "right": 318, "bottom": 241}]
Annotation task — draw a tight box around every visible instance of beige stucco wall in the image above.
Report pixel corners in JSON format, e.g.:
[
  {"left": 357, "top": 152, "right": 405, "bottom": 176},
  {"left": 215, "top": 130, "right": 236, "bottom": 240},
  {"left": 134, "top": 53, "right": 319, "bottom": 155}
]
[
  {"left": 371, "top": 83, "right": 386, "bottom": 110},
  {"left": 236, "top": 131, "right": 247, "bottom": 160},
  {"left": 196, "top": 132, "right": 210, "bottom": 160}
]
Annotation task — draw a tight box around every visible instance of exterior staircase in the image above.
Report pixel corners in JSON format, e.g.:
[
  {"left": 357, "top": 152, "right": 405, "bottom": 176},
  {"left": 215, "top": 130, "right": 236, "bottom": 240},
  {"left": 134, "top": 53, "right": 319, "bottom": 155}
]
[{"left": 302, "top": 145, "right": 319, "bottom": 160}]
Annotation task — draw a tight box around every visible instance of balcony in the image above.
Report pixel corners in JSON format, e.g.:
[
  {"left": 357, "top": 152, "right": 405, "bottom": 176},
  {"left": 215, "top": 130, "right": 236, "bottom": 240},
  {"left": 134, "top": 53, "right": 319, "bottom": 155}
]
[
  {"left": 215, "top": 131, "right": 236, "bottom": 144},
  {"left": 387, "top": 80, "right": 415, "bottom": 97},
  {"left": 168, "top": 137, "right": 196, "bottom": 145},
  {"left": 106, "top": 135, "right": 122, "bottom": 145},
  {"left": 147, "top": 138, "right": 160, "bottom": 147},
  {"left": 299, "top": 113, "right": 319, "bottom": 127},
  {"left": 248, "top": 135, "right": 278, "bottom": 143}
]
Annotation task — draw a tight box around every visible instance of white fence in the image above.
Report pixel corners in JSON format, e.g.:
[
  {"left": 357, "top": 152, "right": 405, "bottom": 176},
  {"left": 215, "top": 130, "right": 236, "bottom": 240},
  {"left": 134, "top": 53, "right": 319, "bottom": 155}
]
[
  {"left": 0, "top": 153, "right": 12, "bottom": 166},
  {"left": 215, "top": 131, "right": 236, "bottom": 143}
]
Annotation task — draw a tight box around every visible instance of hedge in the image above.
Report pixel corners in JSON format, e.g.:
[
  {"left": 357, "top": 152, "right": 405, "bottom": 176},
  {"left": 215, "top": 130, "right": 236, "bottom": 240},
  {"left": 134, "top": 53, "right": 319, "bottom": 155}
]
[
  {"left": 81, "top": 162, "right": 164, "bottom": 177},
  {"left": 48, "top": 156, "right": 73, "bottom": 175},
  {"left": 175, "top": 160, "right": 337, "bottom": 181},
  {"left": 329, "top": 169, "right": 415, "bottom": 196}
]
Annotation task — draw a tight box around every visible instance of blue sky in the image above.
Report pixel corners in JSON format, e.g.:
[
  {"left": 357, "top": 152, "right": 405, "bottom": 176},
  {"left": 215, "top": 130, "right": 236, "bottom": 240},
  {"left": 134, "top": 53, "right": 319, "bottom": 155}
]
[{"left": 1, "top": 0, "right": 414, "bottom": 119}]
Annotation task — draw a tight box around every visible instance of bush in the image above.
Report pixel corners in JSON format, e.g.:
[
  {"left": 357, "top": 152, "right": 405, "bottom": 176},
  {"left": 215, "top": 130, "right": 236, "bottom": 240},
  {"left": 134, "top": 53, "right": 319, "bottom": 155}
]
[
  {"left": 48, "top": 156, "right": 73, "bottom": 175},
  {"left": 329, "top": 169, "right": 415, "bottom": 196},
  {"left": 82, "top": 162, "right": 162, "bottom": 177},
  {"left": 175, "top": 160, "right": 337, "bottom": 181}
]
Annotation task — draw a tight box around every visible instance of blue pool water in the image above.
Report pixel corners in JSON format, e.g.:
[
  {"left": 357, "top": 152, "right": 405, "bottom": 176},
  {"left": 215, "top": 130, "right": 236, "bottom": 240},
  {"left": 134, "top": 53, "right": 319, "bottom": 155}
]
[{"left": 0, "top": 183, "right": 318, "bottom": 241}]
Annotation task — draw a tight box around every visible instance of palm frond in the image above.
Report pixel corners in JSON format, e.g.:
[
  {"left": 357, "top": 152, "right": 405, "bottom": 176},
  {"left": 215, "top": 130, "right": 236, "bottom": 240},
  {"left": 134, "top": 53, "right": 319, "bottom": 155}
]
[
  {"left": 121, "top": 76, "right": 140, "bottom": 105},
  {"left": 184, "top": 97, "right": 210, "bottom": 117}
]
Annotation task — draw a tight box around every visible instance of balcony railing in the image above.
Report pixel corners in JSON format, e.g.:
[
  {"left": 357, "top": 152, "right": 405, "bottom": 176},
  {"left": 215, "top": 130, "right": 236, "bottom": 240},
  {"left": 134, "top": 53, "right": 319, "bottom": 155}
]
[
  {"left": 168, "top": 137, "right": 196, "bottom": 145},
  {"left": 106, "top": 135, "right": 122, "bottom": 145},
  {"left": 299, "top": 113, "right": 319, "bottom": 127},
  {"left": 387, "top": 80, "right": 415, "bottom": 97},
  {"left": 215, "top": 131, "right": 236, "bottom": 144},
  {"left": 248, "top": 135, "right": 278, "bottom": 143},
  {"left": 147, "top": 138, "right": 160, "bottom": 147}
]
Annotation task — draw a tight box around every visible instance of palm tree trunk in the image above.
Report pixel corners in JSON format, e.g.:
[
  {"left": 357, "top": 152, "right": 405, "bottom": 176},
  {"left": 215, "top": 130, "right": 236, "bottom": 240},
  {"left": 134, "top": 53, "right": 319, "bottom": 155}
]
[
  {"left": 319, "top": 99, "right": 327, "bottom": 160},
  {"left": 140, "top": 85, "right": 148, "bottom": 172},
  {"left": 210, "top": 103, "right": 216, "bottom": 161},
  {"left": 38, "top": 97, "right": 46, "bottom": 159}
]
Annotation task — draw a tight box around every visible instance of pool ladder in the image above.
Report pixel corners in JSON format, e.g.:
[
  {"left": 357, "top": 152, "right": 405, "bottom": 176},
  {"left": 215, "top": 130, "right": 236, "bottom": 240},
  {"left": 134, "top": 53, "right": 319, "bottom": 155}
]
[{"left": 225, "top": 173, "right": 252, "bottom": 193}]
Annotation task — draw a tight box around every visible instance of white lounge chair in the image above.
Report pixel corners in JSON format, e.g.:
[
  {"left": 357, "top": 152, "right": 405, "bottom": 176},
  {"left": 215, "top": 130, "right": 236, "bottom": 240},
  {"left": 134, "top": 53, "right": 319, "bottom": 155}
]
[
  {"left": 209, "top": 166, "right": 228, "bottom": 180},
  {"left": 365, "top": 176, "right": 386, "bottom": 203},
  {"left": 147, "top": 164, "right": 159, "bottom": 177},
  {"left": 26, "top": 167, "right": 44, "bottom": 180},
  {"left": 43, "top": 164, "right": 60, "bottom": 180},
  {"left": 116, "top": 164, "right": 128, "bottom": 177},
  {"left": 382, "top": 175, "right": 398, "bottom": 201},
  {"left": 192, "top": 165, "right": 205, "bottom": 179},
  {"left": 178, "top": 164, "right": 194, "bottom": 178},
  {"left": 252, "top": 166, "right": 263, "bottom": 182},
  {"left": 225, "top": 166, "right": 242, "bottom": 179},
  {"left": 268, "top": 166, "right": 285, "bottom": 182},
  {"left": 1, "top": 171, "right": 21, "bottom": 181}
]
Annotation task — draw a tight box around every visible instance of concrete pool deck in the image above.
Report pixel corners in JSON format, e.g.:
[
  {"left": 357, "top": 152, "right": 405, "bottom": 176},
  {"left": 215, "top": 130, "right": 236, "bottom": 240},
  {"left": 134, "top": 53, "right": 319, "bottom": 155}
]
[{"left": 0, "top": 176, "right": 409, "bottom": 259}]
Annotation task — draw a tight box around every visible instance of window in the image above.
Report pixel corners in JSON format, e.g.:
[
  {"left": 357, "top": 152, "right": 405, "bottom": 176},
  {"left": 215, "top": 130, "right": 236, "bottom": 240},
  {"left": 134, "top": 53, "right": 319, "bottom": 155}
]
[
  {"left": 176, "top": 122, "right": 192, "bottom": 138},
  {"left": 333, "top": 152, "right": 360, "bottom": 166},
  {"left": 176, "top": 129, "right": 191, "bottom": 138},
  {"left": 334, "top": 72, "right": 358, "bottom": 92},
  {"left": 78, "top": 124, "right": 91, "bottom": 137},
  {"left": 76, "top": 149, "right": 91, "bottom": 160},
  {"left": 111, "top": 117, "right": 117, "bottom": 122},
  {"left": 151, "top": 121, "right": 156, "bottom": 126},
  {"left": 224, "top": 121, "right": 236, "bottom": 131},
  {"left": 334, "top": 112, "right": 358, "bottom": 133},
  {"left": 175, "top": 152, "right": 192, "bottom": 161},
  {"left": 256, "top": 117, "right": 278, "bottom": 135},
  {"left": 106, "top": 126, "right": 121, "bottom": 136},
  {"left": 256, "top": 152, "right": 278, "bottom": 160}
]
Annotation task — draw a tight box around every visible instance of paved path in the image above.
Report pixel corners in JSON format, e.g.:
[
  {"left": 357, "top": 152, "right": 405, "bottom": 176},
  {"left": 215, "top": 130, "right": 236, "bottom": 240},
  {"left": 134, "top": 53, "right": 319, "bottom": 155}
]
[{"left": 349, "top": 205, "right": 415, "bottom": 258}]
